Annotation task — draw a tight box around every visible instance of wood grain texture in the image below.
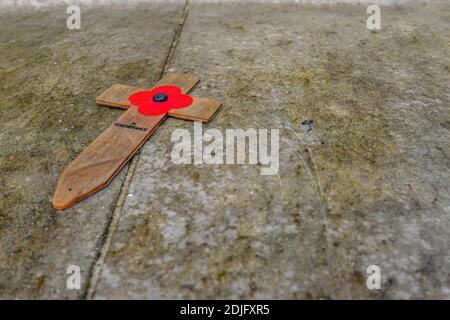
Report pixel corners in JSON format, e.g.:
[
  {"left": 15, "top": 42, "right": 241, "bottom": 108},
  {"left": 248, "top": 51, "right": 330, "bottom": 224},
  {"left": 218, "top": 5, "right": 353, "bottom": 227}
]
[
  {"left": 95, "top": 84, "right": 143, "bottom": 109},
  {"left": 153, "top": 72, "right": 200, "bottom": 92},
  {"left": 95, "top": 72, "right": 200, "bottom": 109},
  {"left": 168, "top": 96, "right": 222, "bottom": 123},
  {"left": 96, "top": 74, "right": 221, "bottom": 123},
  {"left": 54, "top": 73, "right": 221, "bottom": 210},
  {"left": 52, "top": 107, "right": 166, "bottom": 210}
]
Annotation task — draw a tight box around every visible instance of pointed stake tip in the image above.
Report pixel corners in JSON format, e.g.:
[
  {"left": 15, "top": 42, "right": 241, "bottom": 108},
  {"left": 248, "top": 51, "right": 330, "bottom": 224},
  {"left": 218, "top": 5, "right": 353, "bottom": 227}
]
[
  {"left": 52, "top": 187, "right": 76, "bottom": 210},
  {"left": 52, "top": 195, "right": 69, "bottom": 211}
]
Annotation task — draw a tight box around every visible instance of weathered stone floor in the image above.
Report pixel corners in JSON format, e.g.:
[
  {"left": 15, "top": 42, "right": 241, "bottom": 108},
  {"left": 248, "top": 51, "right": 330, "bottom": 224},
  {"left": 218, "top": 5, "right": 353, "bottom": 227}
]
[
  {"left": 0, "top": 2, "right": 186, "bottom": 299},
  {"left": 0, "top": 1, "right": 449, "bottom": 299}
]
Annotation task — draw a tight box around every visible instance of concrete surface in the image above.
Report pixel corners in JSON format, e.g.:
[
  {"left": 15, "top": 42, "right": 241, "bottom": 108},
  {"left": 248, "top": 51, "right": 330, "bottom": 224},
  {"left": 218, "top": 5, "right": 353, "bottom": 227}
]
[
  {"left": 0, "top": 3, "right": 185, "bottom": 298},
  {"left": 1, "top": 1, "right": 449, "bottom": 299}
]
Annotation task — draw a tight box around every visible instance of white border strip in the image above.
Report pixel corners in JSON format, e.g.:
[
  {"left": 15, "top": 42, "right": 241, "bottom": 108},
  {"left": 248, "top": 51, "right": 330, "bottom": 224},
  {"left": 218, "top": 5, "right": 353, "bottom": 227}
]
[{"left": 0, "top": 0, "right": 433, "bottom": 8}]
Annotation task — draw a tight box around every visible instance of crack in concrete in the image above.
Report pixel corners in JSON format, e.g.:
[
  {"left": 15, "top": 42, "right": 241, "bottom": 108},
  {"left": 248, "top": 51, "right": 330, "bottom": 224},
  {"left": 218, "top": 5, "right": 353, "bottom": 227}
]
[
  {"left": 83, "top": 0, "right": 191, "bottom": 300},
  {"left": 160, "top": 0, "right": 191, "bottom": 78}
]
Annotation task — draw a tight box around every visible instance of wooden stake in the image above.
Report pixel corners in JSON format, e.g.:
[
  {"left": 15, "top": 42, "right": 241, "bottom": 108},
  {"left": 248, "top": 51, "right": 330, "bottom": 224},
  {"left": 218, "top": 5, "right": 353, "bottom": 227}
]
[{"left": 53, "top": 73, "right": 221, "bottom": 210}]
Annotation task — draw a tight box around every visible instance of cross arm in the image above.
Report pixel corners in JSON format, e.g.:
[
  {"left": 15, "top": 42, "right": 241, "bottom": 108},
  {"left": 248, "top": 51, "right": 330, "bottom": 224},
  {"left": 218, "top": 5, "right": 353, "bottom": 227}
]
[{"left": 95, "top": 72, "right": 222, "bottom": 123}]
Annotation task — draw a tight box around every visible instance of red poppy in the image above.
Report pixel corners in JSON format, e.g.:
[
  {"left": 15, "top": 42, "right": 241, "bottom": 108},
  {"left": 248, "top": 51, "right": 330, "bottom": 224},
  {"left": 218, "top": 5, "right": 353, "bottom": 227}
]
[{"left": 128, "top": 86, "right": 193, "bottom": 116}]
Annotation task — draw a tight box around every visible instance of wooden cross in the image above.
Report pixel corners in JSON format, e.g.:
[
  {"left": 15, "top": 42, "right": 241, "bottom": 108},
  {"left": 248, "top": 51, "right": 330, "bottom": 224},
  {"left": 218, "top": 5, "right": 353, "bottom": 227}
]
[{"left": 52, "top": 73, "right": 222, "bottom": 210}]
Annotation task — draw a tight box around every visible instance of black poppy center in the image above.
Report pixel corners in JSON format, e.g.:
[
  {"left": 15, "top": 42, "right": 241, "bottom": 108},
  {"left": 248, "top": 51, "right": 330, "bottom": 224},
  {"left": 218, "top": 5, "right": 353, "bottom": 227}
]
[{"left": 152, "top": 93, "right": 168, "bottom": 103}]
